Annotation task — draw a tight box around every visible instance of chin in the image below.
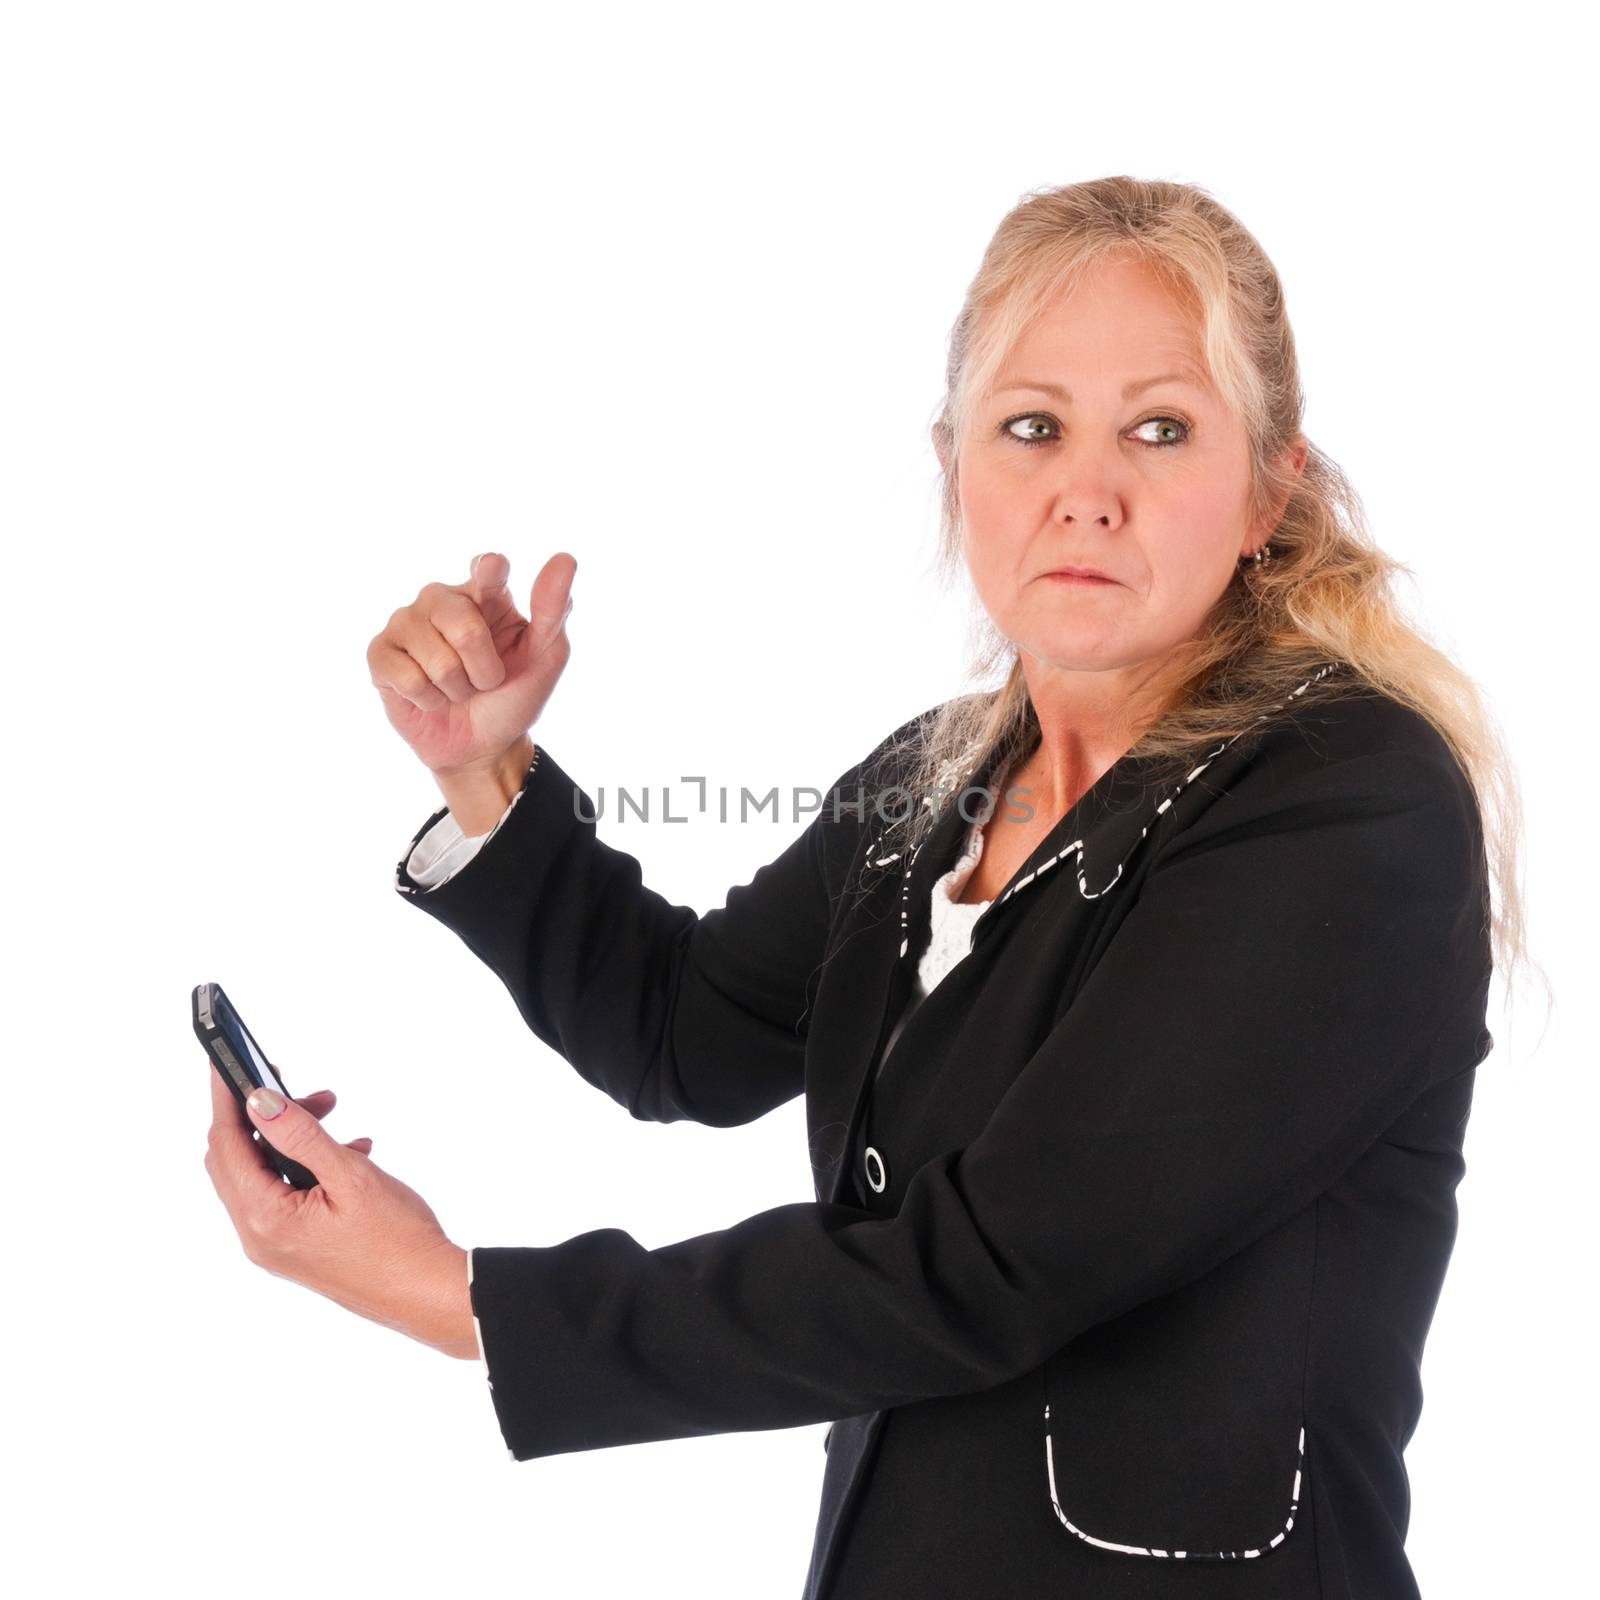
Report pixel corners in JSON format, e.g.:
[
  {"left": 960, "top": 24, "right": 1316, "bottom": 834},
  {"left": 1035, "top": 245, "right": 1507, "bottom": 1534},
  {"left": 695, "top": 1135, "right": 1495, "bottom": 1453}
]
[{"left": 1015, "top": 637, "right": 1130, "bottom": 672}]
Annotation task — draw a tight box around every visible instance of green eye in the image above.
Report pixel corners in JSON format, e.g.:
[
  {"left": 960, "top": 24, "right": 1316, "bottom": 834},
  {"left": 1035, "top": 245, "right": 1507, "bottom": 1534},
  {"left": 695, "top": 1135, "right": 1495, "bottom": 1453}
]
[
  {"left": 1134, "top": 416, "right": 1190, "bottom": 448},
  {"left": 998, "top": 416, "right": 1062, "bottom": 448},
  {"left": 1005, "top": 415, "right": 1058, "bottom": 446}
]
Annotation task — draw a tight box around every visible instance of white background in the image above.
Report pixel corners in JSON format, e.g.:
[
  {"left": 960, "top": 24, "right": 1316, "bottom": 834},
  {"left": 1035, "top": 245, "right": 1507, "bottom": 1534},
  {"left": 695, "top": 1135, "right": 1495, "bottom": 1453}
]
[{"left": 3, "top": 3, "right": 1591, "bottom": 1595}]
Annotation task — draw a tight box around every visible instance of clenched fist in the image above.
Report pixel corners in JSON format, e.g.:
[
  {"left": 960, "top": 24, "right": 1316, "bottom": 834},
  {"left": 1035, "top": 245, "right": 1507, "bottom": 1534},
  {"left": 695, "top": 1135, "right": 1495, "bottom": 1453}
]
[{"left": 367, "top": 551, "right": 576, "bottom": 777}]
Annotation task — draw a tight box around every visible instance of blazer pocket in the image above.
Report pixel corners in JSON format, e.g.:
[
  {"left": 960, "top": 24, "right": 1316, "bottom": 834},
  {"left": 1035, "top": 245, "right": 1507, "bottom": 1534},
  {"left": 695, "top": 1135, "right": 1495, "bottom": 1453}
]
[{"left": 1041, "top": 1211, "right": 1314, "bottom": 1561}]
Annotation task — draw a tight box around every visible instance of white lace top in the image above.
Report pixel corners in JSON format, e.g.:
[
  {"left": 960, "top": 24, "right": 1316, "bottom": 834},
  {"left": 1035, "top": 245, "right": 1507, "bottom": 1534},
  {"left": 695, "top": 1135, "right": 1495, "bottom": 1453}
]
[{"left": 919, "top": 811, "right": 995, "bottom": 987}]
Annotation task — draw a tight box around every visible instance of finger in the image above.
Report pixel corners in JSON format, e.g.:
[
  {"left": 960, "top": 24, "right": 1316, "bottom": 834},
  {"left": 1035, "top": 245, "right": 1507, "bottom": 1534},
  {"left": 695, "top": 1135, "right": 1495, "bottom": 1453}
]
[
  {"left": 210, "top": 1064, "right": 333, "bottom": 1131},
  {"left": 368, "top": 636, "right": 451, "bottom": 714},
  {"left": 470, "top": 551, "right": 510, "bottom": 602},
  {"left": 428, "top": 589, "right": 508, "bottom": 692},
  {"left": 244, "top": 1085, "right": 351, "bottom": 1193},
  {"left": 390, "top": 608, "right": 477, "bottom": 705}
]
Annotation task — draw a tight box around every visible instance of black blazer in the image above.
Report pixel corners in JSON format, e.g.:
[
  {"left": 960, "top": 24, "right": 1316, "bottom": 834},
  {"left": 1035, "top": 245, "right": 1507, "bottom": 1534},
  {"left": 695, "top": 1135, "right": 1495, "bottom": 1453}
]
[{"left": 394, "top": 662, "right": 1494, "bottom": 1600}]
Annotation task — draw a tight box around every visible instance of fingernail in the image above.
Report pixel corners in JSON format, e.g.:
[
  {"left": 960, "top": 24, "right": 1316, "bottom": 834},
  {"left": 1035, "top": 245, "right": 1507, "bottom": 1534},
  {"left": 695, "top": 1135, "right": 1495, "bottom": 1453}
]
[
  {"left": 248, "top": 1087, "right": 287, "bottom": 1120},
  {"left": 471, "top": 553, "right": 483, "bottom": 574}
]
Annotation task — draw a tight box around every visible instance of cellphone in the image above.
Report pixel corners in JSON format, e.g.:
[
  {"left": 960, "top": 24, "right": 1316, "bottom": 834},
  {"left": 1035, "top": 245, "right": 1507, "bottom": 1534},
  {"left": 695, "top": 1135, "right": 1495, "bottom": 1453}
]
[{"left": 193, "top": 982, "right": 319, "bottom": 1190}]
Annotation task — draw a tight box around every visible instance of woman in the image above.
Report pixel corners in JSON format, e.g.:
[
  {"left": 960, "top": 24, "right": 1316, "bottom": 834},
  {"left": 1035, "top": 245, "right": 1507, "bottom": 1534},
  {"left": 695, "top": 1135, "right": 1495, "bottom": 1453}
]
[{"left": 204, "top": 176, "right": 1529, "bottom": 1599}]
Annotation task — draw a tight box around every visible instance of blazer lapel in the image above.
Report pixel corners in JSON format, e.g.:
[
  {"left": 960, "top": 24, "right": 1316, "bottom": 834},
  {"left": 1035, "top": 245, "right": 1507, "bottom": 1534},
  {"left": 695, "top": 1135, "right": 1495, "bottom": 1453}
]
[
  {"left": 964, "top": 662, "right": 1347, "bottom": 948},
  {"left": 967, "top": 743, "right": 1175, "bottom": 947},
  {"left": 818, "top": 772, "right": 982, "bottom": 1209}
]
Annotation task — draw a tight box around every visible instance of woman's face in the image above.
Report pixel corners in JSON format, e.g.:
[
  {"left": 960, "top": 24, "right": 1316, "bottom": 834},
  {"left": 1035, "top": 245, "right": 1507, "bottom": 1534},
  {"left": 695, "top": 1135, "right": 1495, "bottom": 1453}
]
[{"left": 947, "top": 255, "right": 1292, "bottom": 695}]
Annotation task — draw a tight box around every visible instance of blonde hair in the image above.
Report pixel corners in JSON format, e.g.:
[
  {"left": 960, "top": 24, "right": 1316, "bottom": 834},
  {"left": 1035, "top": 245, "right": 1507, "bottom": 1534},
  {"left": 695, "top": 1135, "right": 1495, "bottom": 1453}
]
[{"left": 873, "top": 175, "right": 1543, "bottom": 1021}]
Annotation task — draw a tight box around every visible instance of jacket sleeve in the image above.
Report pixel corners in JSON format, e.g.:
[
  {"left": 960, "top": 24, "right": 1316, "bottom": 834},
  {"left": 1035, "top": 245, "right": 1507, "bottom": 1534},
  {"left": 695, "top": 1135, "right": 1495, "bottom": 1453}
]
[
  {"left": 404, "top": 800, "right": 516, "bottom": 889},
  {"left": 394, "top": 739, "right": 880, "bottom": 1128},
  {"left": 462, "top": 731, "right": 1496, "bottom": 1461}
]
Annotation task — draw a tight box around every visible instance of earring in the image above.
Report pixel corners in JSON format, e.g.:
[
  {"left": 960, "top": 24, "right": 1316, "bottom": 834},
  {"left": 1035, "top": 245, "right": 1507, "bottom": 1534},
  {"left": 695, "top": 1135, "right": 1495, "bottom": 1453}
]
[{"left": 1241, "top": 542, "right": 1273, "bottom": 566}]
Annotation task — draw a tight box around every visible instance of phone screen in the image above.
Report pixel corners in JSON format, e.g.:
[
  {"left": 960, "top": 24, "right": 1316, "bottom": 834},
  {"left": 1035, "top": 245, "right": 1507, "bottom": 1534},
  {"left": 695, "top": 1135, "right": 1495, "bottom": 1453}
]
[
  {"left": 213, "top": 986, "right": 289, "bottom": 1097},
  {"left": 235, "top": 1013, "right": 288, "bottom": 1096}
]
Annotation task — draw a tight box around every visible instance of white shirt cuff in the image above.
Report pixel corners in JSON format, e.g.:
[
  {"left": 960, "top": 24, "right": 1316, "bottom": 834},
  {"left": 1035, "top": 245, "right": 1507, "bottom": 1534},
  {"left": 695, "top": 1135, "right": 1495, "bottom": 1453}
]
[{"left": 405, "top": 786, "right": 525, "bottom": 889}]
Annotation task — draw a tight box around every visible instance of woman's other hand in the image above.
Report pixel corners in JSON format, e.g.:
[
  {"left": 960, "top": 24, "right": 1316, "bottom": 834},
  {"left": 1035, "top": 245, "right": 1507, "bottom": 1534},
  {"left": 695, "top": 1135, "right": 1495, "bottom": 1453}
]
[
  {"left": 203, "top": 1065, "right": 479, "bottom": 1361},
  {"left": 367, "top": 550, "right": 576, "bottom": 778}
]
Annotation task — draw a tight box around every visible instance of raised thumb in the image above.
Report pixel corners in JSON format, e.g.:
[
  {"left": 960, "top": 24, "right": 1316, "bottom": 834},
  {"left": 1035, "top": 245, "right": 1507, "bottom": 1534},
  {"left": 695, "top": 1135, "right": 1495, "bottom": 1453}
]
[{"left": 246, "top": 1087, "right": 337, "bottom": 1177}]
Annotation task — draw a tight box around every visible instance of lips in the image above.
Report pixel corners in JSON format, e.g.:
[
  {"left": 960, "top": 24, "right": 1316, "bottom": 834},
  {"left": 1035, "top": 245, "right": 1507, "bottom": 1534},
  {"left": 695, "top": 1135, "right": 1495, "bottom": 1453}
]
[{"left": 1043, "top": 566, "right": 1116, "bottom": 582}]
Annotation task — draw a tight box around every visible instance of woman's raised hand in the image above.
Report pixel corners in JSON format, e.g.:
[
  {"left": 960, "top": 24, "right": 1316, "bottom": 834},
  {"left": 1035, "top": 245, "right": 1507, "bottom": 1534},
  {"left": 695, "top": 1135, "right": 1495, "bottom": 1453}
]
[{"left": 367, "top": 551, "right": 576, "bottom": 776}]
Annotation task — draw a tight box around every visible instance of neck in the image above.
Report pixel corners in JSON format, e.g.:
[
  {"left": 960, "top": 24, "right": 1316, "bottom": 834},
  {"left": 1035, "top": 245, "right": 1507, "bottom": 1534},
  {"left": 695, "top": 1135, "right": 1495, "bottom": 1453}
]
[{"left": 1017, "top": 651, "right": 1182, "bottom": 817}]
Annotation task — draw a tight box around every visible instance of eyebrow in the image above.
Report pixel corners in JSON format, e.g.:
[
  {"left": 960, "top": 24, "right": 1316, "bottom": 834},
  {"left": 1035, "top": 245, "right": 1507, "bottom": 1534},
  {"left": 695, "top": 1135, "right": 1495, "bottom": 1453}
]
[{"left": 992, "top": 370, "right": 1209, "bottom": 402}]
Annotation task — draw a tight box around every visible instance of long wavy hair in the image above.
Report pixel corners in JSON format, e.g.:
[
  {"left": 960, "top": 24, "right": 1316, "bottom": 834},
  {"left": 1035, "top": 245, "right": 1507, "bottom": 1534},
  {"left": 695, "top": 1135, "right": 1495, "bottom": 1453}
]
[{"left": 868, "top": 175, "right": 1542, "bottom": 1021}]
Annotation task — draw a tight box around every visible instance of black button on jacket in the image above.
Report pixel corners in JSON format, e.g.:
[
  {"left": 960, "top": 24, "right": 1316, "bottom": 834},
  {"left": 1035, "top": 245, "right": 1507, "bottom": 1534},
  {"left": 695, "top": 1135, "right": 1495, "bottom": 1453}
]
[{"left": 394, "top": 665, "right": 1495, "bottom": 1600}]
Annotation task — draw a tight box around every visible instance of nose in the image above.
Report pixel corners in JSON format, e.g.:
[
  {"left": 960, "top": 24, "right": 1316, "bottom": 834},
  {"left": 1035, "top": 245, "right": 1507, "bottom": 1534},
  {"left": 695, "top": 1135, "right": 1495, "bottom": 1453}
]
[
  {"left": 1052, "top": 493, "right": 1121, "bottom": 530},
  {"left": 1047, "top": 451, "right": 1124, "bottom": 530}
]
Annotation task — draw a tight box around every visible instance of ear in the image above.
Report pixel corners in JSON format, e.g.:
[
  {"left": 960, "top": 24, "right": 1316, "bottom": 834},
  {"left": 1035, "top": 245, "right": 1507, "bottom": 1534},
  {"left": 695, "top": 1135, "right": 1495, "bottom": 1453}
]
[
  {"left": 1248, "top": 435, "right": 1308, "bottom": 548},
  {"left": 931, "top": 420, "right": 951, "bottom": 476}
]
